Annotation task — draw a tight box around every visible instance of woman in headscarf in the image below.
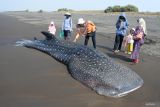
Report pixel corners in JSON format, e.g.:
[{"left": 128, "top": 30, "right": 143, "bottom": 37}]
[
  {"left": 137, "top": 18, "right": 147, "bottom": 37},
  {"left": 131, "top": 18, "right": 145, "bottom": 63},
  {"left": 113, "top": 13, "right": 129, "bottom": 53}
]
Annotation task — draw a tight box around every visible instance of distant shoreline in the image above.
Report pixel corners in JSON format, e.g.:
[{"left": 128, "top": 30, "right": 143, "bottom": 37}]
[{"left": 2, "top": 10, "right": 160, "bottom": 16}]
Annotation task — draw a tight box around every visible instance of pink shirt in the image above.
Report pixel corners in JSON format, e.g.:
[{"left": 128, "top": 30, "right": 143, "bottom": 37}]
[
  {"left": 48, "top": 25, "right": 56, "bottom": 35},
  {"left": 124, "top": 34, "right": 134, "bottom": 46}
]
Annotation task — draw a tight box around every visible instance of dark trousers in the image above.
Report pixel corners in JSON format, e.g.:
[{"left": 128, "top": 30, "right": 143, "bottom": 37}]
[
  {"left": 113, "top": 34, "right": 124, "bottom": 51},
  {"left": 84, "top": 31, "right": 96, "bottom": 49},
  {"left": 63, "top": 30, "right": 71, "bottom": 40}
]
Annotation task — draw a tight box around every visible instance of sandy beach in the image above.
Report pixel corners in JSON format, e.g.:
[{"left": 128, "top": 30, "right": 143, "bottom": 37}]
[{"left": 0, "top": 12, "right": 160, "bottom": 107}]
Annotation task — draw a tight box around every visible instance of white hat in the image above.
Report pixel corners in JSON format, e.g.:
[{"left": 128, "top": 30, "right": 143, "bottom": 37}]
[
  {"left": 50, "top": 21, "right": 54, "bottom": 25},
  {"left": 64, "top": 12, "right": 71, "bottom": 16},
  {"left": 78, "top": 18, "right": 85, "bottom": 24},
  {"left": 131, "top": 28, "right": 135, "bottom": 31}
]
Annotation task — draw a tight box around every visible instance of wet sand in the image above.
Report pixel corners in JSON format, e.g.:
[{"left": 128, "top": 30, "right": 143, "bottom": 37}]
[{"left": 0, "top": 12, "right": 160, "bottom": 107}]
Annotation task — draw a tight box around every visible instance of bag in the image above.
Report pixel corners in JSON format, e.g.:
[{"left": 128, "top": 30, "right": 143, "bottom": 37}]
[
  {"left": 59, "top": 30, "right": 64, "bottom": 39},
  {"left": 139, "top": 38, "right": 144, "bottom": 45},
  {"left": 137, "top": 32, "right": 144, "bottom": 45}
]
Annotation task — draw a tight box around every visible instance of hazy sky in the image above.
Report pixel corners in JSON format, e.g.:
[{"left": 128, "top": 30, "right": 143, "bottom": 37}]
[{"left": 0, "top": 0, "right": 159, "bottom": 12}]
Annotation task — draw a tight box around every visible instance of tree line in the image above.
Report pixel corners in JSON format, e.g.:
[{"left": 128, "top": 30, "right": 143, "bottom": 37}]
[{"left": 104, "top": 5, "right": 139, "bottom": 13}]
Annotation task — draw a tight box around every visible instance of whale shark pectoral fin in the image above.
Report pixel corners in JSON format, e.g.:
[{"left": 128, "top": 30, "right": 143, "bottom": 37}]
[{"left": 41, "top": 31, "right": 54, "bottom": 40}]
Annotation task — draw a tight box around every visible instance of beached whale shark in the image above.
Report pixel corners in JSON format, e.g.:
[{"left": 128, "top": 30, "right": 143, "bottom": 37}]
[{"left": 15, "top": 31, "right": 143, "bottom": 98}]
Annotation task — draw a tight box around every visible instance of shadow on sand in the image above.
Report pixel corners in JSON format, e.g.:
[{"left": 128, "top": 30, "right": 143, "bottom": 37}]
[{"left": 97, "top": 45, "right": 132, "bottom": 62}]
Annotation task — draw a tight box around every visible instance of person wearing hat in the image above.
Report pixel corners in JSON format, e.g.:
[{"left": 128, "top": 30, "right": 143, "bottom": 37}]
[
  {"left": 74, "top": 18, "right": 97, "bottom": 49},
  {"left": 48, "top": 21, "right": 56, "bottom": 36},
  {"left": 73, "top": 18, "right": 85, "bottom": 42},
  {"left": 62, "top": 12, "right": 72, "bottom": 40}
]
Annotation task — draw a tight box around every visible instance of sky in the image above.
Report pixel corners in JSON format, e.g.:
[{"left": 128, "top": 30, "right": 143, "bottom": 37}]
[{"left": 0, "top": 0, "right": 159, "bottom": 12}]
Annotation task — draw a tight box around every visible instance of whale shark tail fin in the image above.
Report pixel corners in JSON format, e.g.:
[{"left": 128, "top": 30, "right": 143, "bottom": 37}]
[
  {"left": 41, "top": 31, "right": 56, "bottom": 40},
  {"left": 15, "top": 39, "right": 34, "bottom": 47}
]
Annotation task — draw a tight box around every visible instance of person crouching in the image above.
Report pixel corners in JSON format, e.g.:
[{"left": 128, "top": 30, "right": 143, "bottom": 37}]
[
  {"left": 48, "top": 21, "right": 56, "bottom": 36},
  {"left": 74, "top": 18, "right": 97, "bottom": 49}
]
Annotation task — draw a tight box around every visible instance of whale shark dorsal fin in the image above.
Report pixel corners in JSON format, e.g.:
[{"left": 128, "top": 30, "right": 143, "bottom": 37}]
[{"left": 41, "top": 31, "right": 56, "bottom": 40}]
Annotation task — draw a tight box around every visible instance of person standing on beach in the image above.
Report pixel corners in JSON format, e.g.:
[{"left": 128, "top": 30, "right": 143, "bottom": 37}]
[
  {"left": 62, "top": 12, "right": 73, "bottom": 40},
  {"left": 131, "top": 18, "right": 145, "bottom": 63},
  {"left": 73, "top": 18, "right": 97, "bottom": 49},
  {"left": 138, "top": 18, "right": 147, "bottom": 37},
  {"left": 48, "top": 21, "right": 56, "bottom": 36},
  {"left": 113, "top": 13, "right": 129, "bottom": 53}
]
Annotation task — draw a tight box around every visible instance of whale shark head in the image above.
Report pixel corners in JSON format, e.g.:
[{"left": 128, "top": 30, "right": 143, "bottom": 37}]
[
  {"left": 68, "top": 48, "right": 143, "bottom": 98},
  {"left": 94, "top": 63, "right": 144, "bottom": 97}
]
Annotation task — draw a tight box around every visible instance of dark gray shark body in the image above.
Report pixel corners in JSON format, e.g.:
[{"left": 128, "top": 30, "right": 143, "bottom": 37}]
[{"left": 16, "top": 31, "right": 143, "bottom": 97}]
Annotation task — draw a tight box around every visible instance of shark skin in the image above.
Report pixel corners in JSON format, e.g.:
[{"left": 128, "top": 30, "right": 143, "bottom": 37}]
[{"left": 15, "top": 31, "right": 143, "bottom": 98}]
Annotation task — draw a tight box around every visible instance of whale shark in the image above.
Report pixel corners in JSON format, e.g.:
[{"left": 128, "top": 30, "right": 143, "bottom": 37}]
[{"left": 15, "top": 31, "right": 143, "bottom": 98}]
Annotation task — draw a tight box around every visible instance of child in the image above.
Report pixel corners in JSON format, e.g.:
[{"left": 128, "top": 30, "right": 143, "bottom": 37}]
[
  {"left": 124, "top": 28, "right": 135, "bottom": 54},
  {"left": 48, "top": 21, "right": 56, "bottom": 36}
]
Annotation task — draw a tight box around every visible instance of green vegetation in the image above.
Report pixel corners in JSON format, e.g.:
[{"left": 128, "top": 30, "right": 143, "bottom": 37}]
[
  {"left": 104, "top": 5, "right": 139, "bottom": 13},
  {"left": 25, "top": 9, "right": 29, "bottom": 12},
  {"left": 38, "top": 9, "right": 43, "bottom": 13}
]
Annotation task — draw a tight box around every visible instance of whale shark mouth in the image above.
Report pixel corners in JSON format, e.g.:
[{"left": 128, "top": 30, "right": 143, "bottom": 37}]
[
  {"left": 95, "top": 81, "right": 143, "bottom": 98},
  {"left": 116, "top": 85, "right": 142, "bottom": 97}
]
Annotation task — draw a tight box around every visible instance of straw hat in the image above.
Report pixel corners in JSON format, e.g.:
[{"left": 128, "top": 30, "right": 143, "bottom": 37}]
[
  {"left": 64, "top": 12, "right": 71, "bottom": 16},
  {"left": 78, "top": 18, "right": 85, "bottom": 24}
]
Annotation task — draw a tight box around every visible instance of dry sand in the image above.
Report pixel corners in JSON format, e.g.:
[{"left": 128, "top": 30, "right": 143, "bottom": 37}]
[{"left": 0, "top": 12, "right": 160, "bottom": 107}]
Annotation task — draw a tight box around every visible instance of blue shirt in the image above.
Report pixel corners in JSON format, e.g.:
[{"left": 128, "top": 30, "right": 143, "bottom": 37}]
[
  {"left": 62, "top": 17, "right": 72, "bottom": 31},
  {"left": 116, "top": 13, "right": 129, "bottom": 36}
]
